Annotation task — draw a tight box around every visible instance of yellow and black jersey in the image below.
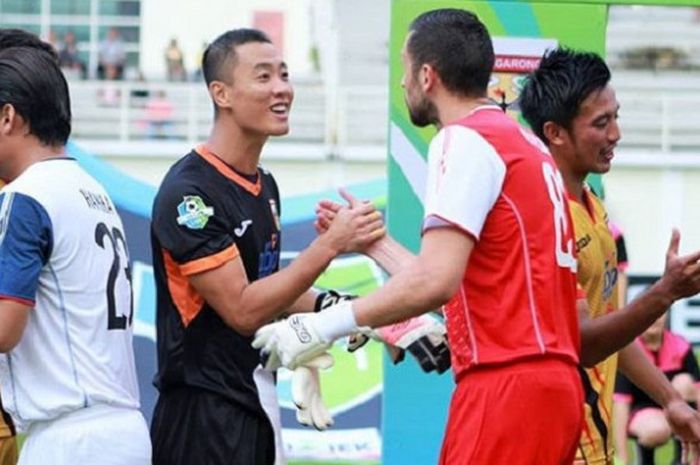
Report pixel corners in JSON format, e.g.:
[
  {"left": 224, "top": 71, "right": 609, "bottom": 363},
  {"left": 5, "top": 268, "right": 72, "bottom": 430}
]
[
  {"left": 571, "top": 187, "right": 619, "bottom": 465},
  {"left": 151, "top": 145, "right": 281, "bottom": 418}
]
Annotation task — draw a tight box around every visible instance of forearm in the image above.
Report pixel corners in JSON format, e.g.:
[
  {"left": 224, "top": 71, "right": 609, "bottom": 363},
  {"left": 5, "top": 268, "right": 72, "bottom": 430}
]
[
  {"left": 239, "top": 236, "right": 338, "bottom": 322},
  {"left": 618, "top": 343, "right": 682, "bottom": 408},
  {"left": 580, "top": 281, "right": 674, "bottom": 365},
  {"left": 366, "top": 235, "right": 415, "bottom": 276},
  {"left": 286, "top": 289, "right": 319, "bottom": 314},
  {"left": 353, "top": 254, "right": 452, "bottom": 328}
]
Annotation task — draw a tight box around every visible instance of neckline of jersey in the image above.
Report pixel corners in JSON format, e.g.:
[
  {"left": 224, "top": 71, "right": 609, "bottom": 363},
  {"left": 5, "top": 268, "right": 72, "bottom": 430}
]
[{"left": 194, "top": 145, "right": 262, "bottom": 196}]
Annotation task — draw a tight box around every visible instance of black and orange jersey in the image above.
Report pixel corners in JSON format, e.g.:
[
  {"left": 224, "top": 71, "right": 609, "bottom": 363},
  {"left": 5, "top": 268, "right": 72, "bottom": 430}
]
[
  {"left": 151, "top": 145, "right": 281, "bottom": 417},
  {"left": 570, "top": 187, "right": 619, "bottom": 465}
]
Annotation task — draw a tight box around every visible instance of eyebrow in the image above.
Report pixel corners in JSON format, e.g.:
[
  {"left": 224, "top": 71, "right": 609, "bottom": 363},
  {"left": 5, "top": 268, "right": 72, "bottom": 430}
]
[{"left": 252, "top": 61, "right": 288, "bottom": 71}]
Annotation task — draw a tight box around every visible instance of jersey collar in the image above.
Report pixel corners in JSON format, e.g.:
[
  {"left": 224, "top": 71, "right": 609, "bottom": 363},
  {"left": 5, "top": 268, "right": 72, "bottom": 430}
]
[{"left": 195, "top": 145, "right": 262, "bottom": 196}]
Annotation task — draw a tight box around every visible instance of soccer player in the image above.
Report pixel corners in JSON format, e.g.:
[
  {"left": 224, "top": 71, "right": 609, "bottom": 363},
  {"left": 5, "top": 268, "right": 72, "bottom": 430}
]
[
  {"left": 519, "top": 47, "right": 700, "bottom": 465},
  {"left": 0, "top": 29, "right": 150, "bottom": 465},
  {"left": 149, "top": 28, "right": 384, "bottom": 465},
  {"left": 255, "top": 9, "right": 585, "bottom": 465}
]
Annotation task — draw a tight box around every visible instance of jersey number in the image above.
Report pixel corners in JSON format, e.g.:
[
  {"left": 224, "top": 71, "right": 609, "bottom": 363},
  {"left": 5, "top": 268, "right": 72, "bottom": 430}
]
[
  {"left": 95, "top": 222, "right": 134, "bottom": 330},
  {"left": 542, "top": 163, "right": 577, "bottom": 271}
]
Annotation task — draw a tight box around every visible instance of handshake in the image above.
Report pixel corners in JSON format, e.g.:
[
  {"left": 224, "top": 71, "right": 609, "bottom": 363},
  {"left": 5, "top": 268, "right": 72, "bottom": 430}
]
[{"left": 253, "top": 290, "right": 451, "bottom": 430}]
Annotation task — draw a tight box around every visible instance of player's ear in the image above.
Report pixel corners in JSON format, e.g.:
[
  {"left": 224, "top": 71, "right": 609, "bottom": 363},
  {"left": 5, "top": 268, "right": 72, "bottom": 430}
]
[
  {"left": 0, "top": 104, "right": 19, "bottom": 137},
  {"left": 420, "top": 63, "right": 437, "bottom": 93},
  {"left": 208, "top": 80, "right": 232, "bottom": 111},
  {"left": 542, "top": 121, "right": 566, "bottom": 147}
]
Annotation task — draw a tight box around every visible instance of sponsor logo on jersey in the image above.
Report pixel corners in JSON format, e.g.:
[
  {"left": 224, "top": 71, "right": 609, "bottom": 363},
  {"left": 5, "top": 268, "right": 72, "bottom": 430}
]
[
  {"left": 234, "top": 219, "right": 253, "bottom": 237},
  {"left": 576, "top": 234, "right": 592, "bottom": 253},
  {"left": 176, "top": 195, "right": 214, "bottom": 230},
  {"left": 602, "top": 260, "right": 618, "bottom": 301},
  {"left": 258, "top": 233, "right": 279, "bottom": 278}
]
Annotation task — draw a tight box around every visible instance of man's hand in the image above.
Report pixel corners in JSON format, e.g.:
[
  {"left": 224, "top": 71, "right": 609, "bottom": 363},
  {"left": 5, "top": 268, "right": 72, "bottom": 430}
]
[
  {"left": 347, "top": 313, "right": 451, "bottom": 374},
  {"left": 665, "top": 398, "right": 700, "bottom": 464},
  {"left": 315, "top": 189, "right": 385, "bottom": 254},
  {"left": 292, "top": 353, "right": 334, "bottom": 430},
  {"left": 657, "top": 229, "right": 700, "bottom": 302}
]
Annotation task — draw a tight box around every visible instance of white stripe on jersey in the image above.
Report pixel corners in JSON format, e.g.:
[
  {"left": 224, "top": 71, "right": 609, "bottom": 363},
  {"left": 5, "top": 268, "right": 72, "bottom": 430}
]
[{"left": 0, "top": 192, "right": 15, "bottom": 247}]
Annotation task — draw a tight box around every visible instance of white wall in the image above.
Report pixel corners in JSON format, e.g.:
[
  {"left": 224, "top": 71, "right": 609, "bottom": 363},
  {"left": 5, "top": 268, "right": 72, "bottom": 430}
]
[
  {"left": 605, "top": 154, "right": 700, "bottom": 275},
  {"left": 140, "top": 0, "right": 313, "bottom": 80}
]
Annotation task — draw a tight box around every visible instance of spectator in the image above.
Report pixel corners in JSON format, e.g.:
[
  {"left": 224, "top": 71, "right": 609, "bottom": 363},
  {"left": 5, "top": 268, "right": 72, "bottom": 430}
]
[
  {"left": 613, "top": 312, "right": 700, "bottom": 465},
  {"left": 58, "top": 31, "right": 85, "bottom": 79},
  {"left": 99, "top": 27, "right": 126, "bottom": 80},
  {"left": 164, "top": 38, "right": 185, "bottom": 81},
  {"left": 145, "top": 90, "right": 174, "bottom": 139}
]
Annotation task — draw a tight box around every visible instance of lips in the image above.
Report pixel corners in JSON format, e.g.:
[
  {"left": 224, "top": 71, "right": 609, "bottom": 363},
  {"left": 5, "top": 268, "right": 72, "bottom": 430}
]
[{"left": 270, "top": 103, "right": 290, "bottom": 116}]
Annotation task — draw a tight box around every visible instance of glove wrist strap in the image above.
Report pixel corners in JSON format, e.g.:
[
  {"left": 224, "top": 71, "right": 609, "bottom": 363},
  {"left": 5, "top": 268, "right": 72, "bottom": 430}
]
[{"left": 313, "top": 300, "right": 360, "bottom": 341}]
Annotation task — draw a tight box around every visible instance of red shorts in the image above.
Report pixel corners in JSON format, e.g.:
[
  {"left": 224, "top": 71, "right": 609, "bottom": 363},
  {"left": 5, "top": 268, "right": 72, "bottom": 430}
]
[{"left": 439, "top": 357, "right": 584, "bottom": 465}]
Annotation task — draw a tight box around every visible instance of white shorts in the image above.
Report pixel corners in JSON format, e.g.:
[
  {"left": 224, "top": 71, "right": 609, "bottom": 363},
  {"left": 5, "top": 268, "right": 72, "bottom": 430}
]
[{"left": 19, "top": 404, "right": 151, "bottom": 465}]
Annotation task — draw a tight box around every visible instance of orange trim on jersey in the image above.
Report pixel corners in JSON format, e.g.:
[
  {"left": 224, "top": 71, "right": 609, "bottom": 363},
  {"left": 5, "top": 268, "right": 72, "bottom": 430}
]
[
  {"left": 195, "top": 145, "right": 261, "bottom": 196},
  {"left": 162, "top": 249, "right": 205, "bottom": 327},
  {"left": 179, "top": 244, "right": 239, "bottom": 276}
]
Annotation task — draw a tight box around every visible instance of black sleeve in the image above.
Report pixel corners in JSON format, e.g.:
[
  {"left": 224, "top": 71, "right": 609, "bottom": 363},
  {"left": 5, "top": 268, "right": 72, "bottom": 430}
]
[
  {"left": 152, "top": 178, "right": 234, "bottom": 265},
  {"left": 616, "top": 234, "right": 628, "bottom": 269},
  {"left": 614, "top": 370, "right": 634, "bottom": 396},
  {"left": 682, "top": 346, "right": 700, "bottom": 382}
]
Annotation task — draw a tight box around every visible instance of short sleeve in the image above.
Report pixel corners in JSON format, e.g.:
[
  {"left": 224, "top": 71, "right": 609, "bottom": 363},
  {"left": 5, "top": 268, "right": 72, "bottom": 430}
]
[
  {"left": 422, "top": 125, "right": 506, "bottom": 240},
  {"left": 152, "top": 180, "right": 237, "bottom": 275},
  {"left": 0, "top": 192, "right": 53, "bottom": 304}
]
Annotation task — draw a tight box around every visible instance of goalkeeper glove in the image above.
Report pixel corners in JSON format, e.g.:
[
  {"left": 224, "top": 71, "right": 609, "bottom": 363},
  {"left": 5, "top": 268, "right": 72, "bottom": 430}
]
[
  {"left": 253, "top": 300, "right": 360, "bottom": 370},
  {"left": 292, "top": 353, "right": 334, "bottom": 430},
  {"left": 347, "top": 313, "right": 451, "bottom": 374},
  {"left": 314, "top": 289, "right": 355, "bottom": 312}
]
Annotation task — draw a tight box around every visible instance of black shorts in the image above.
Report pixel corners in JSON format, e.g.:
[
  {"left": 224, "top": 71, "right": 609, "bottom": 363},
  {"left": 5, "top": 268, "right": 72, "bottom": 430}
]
[{"left": 151, "top": 387, "right": 275, "bottom": 465}]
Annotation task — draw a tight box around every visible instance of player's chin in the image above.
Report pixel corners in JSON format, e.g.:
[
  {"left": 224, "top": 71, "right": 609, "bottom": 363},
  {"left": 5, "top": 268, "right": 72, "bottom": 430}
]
[{"left": 267, "top": 121, "right": 290, "bottom": 136}]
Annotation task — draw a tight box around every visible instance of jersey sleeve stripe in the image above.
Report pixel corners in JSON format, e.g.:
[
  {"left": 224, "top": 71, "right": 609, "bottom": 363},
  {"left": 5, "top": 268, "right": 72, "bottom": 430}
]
[
  {"left": 0, "top": 294, "right": 34, "bottom": 307},
  {"left": 180, "top": 244, "right": 240, "bottom": 276},
  {"left": 422, "top": 214, "right": 478, "bottom": 242},
  {"left": 163, "top": 249, "right": 205, "bottom": 327}
]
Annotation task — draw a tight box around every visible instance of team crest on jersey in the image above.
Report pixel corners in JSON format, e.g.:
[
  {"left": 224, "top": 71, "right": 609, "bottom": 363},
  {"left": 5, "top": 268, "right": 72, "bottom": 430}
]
[
  {"left": 269, "top": 199, "right": 281, "bottom": 231},
  {"left": 176, "top": 195, "right": 214, "bottom": 230}
]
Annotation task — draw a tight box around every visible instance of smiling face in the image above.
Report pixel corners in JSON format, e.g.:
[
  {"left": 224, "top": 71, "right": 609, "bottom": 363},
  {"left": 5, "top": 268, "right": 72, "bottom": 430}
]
[
  {"left": 214, "top": 41, "right": 294, "bottom": 137},
  {"left": 562, "top": 85, "right": 621, "bottom": 177}
]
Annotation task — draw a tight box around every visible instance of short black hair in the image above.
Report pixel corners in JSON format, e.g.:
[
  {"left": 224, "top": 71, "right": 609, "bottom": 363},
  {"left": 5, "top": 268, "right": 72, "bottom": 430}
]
[
  {"left": 0, "top": 31, "right": 72, "bottom": 146},
  {"left": 520, "top": 48, "right": 611, "bottom": 144},
  {"left": 202, "top": 28, "right": 271, "bottom": 85},
  {"left": 0, "top": 28, "right": 58, "bottom": 61},
  {"left": 407, "top": 8, "right": 494, "bottom": 98}
]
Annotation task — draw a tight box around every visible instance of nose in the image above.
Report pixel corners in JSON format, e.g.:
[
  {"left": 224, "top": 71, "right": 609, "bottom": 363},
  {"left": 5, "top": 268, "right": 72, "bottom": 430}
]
[
  {"left": 273, "top": 76, "right": 293, "bottom": 99},
  {"left": 400, "top": 74, "right": 406, "bottom": 89},
  {"left": 608, "top": 118, "right": 621, "bottom": 144}
]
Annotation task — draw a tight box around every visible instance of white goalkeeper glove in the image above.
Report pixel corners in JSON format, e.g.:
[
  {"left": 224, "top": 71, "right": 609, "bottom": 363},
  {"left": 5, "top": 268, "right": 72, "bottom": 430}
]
[
  {"left": 252, "top": 300, "right": 360, "bottom": 370},
  {"left": 347, "top": 313, "right": 451, "bottom": 374},
  {"left": 291, "top": 353, "right": 334, "bottom": 430}
]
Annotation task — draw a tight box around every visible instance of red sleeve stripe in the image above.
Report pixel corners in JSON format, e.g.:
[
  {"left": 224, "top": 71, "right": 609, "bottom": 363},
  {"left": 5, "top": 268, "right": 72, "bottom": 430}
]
[{"left": 0, "top": 294, "right": 34, "bottom": 307}]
